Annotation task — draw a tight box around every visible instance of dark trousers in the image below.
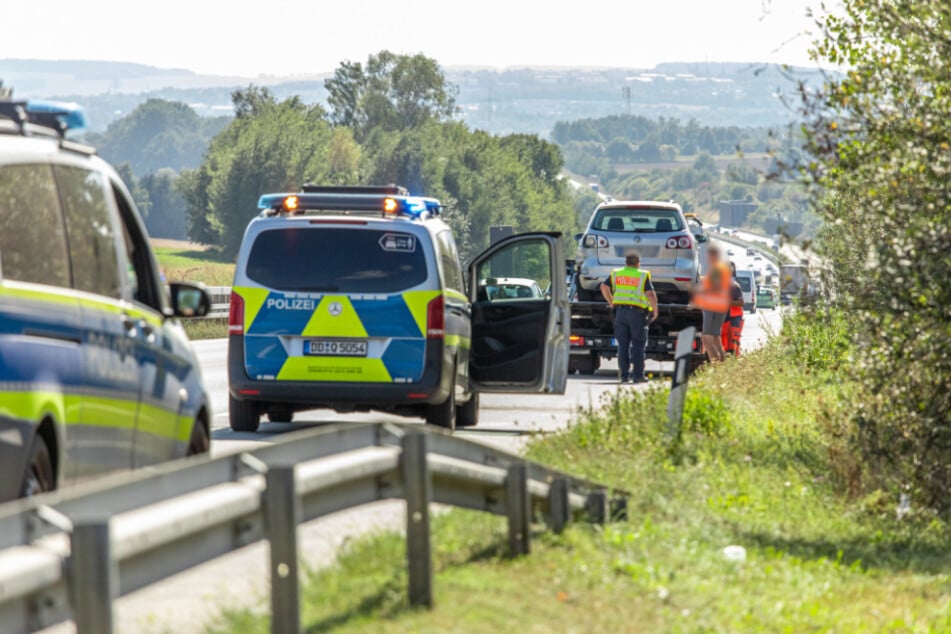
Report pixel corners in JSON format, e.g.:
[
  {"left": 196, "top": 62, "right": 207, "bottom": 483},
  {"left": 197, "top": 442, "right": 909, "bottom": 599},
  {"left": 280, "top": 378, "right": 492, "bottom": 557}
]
[{"left": 614, "top": 305, "right": 649, "bottom": 380}]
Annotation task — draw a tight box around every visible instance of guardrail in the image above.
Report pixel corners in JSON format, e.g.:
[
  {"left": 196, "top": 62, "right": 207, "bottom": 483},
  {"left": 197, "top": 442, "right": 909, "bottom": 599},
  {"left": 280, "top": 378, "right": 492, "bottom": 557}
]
[
  {"left": 0, "top": 423, "right": 625, "bottom": 634},
  {"left": 205, "top": 285, "right": 230, "bottom": 318},
  {"left": 712, "top": 232, "right": 787, "bottom": 266}
]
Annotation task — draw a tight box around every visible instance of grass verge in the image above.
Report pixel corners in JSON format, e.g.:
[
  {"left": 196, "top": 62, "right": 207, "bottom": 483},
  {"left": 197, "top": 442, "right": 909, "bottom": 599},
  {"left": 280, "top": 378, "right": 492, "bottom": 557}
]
[
  {"left": 182, "top": 318, "right": 227, "bottom": 341},
  {"left": 205, "top": 317, "right": 951, "bottom": 633},
  {"left": 154, "top": 245, "right": 235, "bottom": 286}
]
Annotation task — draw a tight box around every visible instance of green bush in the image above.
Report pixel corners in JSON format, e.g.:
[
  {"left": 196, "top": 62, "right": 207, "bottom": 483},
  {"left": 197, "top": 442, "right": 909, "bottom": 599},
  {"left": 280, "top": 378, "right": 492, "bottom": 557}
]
[{"left": 803, "top": 0, "right": 951, "bottom": 512}]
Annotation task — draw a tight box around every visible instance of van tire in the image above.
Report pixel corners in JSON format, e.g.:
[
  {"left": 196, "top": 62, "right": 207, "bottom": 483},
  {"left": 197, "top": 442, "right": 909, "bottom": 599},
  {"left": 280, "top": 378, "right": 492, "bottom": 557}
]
[
  {"left": 21, "top": 433, "right": 54, "bottom": 497},
  {"left": 456, "top": 392, "right": 479, "bottom": 428},
  {"left": 186, "top": 419, "right": 210, "bottom": 456},
  {"left": 230, "top": 395, "right": 261, "bottom": 432},
  {"left": 426, "top": 383, "right": 456, "bottom": 431}
]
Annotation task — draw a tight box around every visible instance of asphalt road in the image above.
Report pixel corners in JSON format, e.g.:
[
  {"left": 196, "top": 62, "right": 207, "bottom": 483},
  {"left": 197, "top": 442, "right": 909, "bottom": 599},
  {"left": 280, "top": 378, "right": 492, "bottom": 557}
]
[{"left": 43, "top": 240, "right": 782, "bottom": 634}]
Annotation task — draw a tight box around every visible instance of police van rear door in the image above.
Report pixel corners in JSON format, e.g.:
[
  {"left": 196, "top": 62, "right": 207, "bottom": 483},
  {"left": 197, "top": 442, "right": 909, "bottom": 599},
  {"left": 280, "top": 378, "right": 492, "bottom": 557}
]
[
  {"left": 235, "top": 223, "right": 439, "bottom": 384},
  {"left": 468, "top": 233, "right": 569, "bottom": 394}
]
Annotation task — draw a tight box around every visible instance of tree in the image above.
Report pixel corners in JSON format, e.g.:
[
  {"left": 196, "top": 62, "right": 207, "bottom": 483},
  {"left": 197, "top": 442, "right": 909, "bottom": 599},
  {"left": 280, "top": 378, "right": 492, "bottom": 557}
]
[
  {"left": 606, "top": 137, "right": 634, "bottom": 162},
  {"left": 114, "top": 163, "right": 150, "bottom": 218},
  {"left": 141, "top": 169, "right": 188, "bottom": 240},
  {"left": 325, "top": 51, "right": 458, "bottom": 139},
  {"left": 88, "top": 99, "right": 228, "bottom": 175},
  {"left": 180, "top": 90, "right": 341, "bottom": 254},
  {"left": 635, "top": 139, "right": 661, "bottom": 162},
  {"left": 802, "top": 0, "right": 951, "bottom": 510},
  {"left": 182, "top": 52, "right": 576, "bottom": 258}
]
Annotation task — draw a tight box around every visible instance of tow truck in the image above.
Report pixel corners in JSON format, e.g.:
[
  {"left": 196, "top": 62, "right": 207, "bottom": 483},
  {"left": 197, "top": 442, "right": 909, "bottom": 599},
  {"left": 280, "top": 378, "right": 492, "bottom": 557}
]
[{"left": 568, "top": 296, "right": 707, "bottom": 375}]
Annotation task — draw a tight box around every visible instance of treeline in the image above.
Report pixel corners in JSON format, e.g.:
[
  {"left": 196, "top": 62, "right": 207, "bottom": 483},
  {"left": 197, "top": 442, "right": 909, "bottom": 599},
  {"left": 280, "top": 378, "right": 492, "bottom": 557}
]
[
  {"left": 552, "top": 112, "right": 814, "bottom": 233},
  {"left": 87, "top": 99, "right": 229, "bottom": 240},
  {"left": 553, "top": 114, "right": 775, "bottom": 166},
  {"left": 181, "top": 51, "right": 575, "bottom": 259}
]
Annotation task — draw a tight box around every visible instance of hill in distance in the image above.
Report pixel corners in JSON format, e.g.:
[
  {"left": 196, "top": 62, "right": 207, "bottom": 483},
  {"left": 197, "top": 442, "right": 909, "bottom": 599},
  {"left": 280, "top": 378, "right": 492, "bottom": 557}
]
[{"left": 0, "top": 58, "right": 821, "bottom": 135}]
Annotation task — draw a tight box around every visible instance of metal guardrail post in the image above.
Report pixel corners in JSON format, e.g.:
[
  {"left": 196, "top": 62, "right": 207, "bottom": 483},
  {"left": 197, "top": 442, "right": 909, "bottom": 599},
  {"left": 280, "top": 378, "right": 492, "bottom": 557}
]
[
  {"left": 506, "top": 464, "right": 531, "bottom": 555},
  {"left": 548, "top": 476, "right": 570, "bottom": 534},
  {"left": 666, "top": 326, "right": 696, "bottom": 443},
  {"left": 586, "top": 491, "right": 607, "bottom": 525},
  {"left": 70, "top": 518, "right": 116, "bottom": 634},
  {"left": 264, "top": 464, "right": 301, "bottom": 634},
  {"left": 401, "top": 431, "right": 433, "bottom": 608}
]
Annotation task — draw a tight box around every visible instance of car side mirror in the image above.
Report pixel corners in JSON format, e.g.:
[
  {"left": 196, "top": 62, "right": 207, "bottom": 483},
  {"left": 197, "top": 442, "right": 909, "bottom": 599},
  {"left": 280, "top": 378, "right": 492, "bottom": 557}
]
[
  {"left": 694, "top": 234, "right": 708, "bottom": 243},
  {"left": 169, "top": 282, "right": 211, "bottom": 318}
]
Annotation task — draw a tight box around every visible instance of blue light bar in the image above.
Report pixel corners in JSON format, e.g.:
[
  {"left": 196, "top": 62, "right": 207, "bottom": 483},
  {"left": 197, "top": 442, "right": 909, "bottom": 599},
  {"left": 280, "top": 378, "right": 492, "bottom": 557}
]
[
  {"left": 25, "top": 100, "right": 88, "bottom": 132},
  {"left": 257, "top": 191, "right": 442, "bottom": 218}
]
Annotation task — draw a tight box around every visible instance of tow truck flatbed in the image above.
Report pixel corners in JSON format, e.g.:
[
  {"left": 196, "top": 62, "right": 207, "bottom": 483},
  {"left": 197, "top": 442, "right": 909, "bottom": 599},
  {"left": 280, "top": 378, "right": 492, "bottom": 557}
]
[{"left": 569, "top": 301, "right": 707, "bottom": 375}]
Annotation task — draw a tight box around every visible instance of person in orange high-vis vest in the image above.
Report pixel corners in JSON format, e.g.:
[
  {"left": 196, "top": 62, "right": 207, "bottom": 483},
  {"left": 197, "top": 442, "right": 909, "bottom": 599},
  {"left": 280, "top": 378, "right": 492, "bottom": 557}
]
[
  {"left": 693, "top": 244, "right": 731, "bottom": 362},
  {"left": 721, "top": 261, "right": 745, "bottom": 356}
]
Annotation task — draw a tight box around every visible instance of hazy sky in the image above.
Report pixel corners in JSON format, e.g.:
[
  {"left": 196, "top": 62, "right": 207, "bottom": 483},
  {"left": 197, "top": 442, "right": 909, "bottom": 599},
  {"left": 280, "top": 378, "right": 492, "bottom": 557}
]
[{"left": 3, "top": 0, "right": 822, "bottom": 76}]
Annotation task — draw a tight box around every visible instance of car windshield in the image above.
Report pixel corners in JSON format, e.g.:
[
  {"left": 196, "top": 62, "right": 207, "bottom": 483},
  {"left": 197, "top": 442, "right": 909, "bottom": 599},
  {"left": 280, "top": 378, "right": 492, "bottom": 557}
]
[
  {"left": 246, "top": 227, "right": 429, "bottom": 293},
  {"left": 591, "top": 208, "right": 684, "bottom": 233},
  {"left": 486, "top": 283, "right": 540, "bottom": 300}
]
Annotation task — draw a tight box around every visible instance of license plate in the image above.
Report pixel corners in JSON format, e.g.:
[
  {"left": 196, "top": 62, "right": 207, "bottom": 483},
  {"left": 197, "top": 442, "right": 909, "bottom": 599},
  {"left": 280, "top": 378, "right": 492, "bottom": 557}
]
[{"left": 305, "top": 339, "right": 368, "bottom": 357}]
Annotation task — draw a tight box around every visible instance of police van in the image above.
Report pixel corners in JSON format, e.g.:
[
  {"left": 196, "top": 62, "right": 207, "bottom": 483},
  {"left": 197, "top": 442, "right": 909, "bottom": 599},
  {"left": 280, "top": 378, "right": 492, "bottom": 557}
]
[
  {"left": 0, "top": 100, "right": 213, "bottom": 501},
  {"left": 228, "top": 185, "right": 569, "bottom": 431}
]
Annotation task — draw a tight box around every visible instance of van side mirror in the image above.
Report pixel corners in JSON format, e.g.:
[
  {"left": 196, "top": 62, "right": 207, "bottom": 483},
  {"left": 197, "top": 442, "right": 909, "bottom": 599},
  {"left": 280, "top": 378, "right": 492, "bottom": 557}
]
[{"left": 169, "top": 282, "right": 211, "bottom": 318}]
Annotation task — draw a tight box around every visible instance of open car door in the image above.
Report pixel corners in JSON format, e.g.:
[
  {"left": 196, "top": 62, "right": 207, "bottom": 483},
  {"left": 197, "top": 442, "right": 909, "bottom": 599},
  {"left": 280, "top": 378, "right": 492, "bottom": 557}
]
[{"left": 468, "top": 232, "right": 569, "bottom": 393}]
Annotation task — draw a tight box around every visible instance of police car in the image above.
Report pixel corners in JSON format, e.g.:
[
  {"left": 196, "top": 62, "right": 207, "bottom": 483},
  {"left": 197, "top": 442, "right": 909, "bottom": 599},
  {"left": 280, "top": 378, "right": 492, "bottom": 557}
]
[
  {"left": 0, "top": 100, "right": 213, "bottom": 501},
  {"left": 228, "top": 185, "right": 569, "bottom": 431}
]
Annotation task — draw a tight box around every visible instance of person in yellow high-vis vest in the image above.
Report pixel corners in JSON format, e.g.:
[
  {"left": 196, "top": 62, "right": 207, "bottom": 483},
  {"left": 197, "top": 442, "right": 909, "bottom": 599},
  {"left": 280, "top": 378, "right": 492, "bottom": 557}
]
[{"left": 600, "top": 253, "right": 659, "bottom": 383}]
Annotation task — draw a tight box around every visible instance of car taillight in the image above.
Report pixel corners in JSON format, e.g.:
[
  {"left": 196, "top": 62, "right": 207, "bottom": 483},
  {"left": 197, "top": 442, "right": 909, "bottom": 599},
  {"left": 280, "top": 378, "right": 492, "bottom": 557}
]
[
  {"left": 228, "top": 291, "right": 244, "bottom": 335},
  {"left": 666, "top": 236, "right": 694, "bottom": 249},
  {"left": 426, "top": 295, "right": 444, "bottom": 339},
  {"left": 570, "top": 334, "right": 585, "bottom": 346},
  {"left": 582, "top": 235, "right": 596, "bottom": 248},
  {"left": 597, "top": 236, "right": 609, "bottom": 248}
]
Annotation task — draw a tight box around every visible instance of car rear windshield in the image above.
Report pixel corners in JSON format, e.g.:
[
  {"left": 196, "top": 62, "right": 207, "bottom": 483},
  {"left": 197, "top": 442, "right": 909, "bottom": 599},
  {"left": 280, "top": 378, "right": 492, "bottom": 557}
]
[
  {"left": 246, "top": 228, "right": 429, "bottom": 293},
  {"left": 737, "top": 277, "right": 752, "bottom": 292},
  {"left": 591, "top": 208, "right": 684, "bottom": 233}
]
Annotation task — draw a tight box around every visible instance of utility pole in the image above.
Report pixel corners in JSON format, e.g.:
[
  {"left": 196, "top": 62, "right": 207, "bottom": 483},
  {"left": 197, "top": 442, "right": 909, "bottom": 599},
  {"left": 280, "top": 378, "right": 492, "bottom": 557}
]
[{"left": 622, "top": 86, "right": 632, "bottom": 116}]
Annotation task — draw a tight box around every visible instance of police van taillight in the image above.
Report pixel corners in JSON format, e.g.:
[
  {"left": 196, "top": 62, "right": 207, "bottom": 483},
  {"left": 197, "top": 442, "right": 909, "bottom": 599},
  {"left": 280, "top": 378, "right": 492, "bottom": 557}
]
[
  {"left": 426, "top": 295, "right": 444, "bottom": 339},
  {"left": 229, "top": 291, "right": 245, "bottom": 335}
]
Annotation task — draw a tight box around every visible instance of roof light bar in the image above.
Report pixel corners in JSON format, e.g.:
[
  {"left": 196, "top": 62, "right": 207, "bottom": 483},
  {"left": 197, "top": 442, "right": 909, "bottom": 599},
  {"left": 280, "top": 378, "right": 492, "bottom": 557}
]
[{"left": 257, "top": 187, "right": 442, "bottom": 220}]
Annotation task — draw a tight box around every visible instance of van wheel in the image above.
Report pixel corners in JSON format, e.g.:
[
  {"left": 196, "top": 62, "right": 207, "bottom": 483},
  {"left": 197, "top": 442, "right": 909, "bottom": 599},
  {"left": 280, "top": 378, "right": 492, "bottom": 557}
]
[
  {"left": 456, "top": 392, "right": 479, "bottom": 428},
  {"left": 21, "top": 434, "right": 54, "bottom": 497},
  {"left": 267, "top": 408, "right": 294, "bottom": 423},
  {"left": 186, "top": 419, "right": 209, "bottom": 456},
  {"left": 229, "top": 395, "right": 261, "bottom": 432},
  {"left": 426, "top": 384, "right": 456, "bottom": 431}
]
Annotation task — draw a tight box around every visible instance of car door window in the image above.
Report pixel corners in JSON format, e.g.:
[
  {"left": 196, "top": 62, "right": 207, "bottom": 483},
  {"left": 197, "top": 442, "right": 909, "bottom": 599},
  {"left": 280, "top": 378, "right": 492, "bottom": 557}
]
[
  {"left": 469, "top": 234, "right": 568, "bottom": 393},
  {"left": 0, "top": 164, "right": 70, "bottom": 287},
  {"left": 111, "top": 182, "right": 164, "bottom": 311},
  {"left": 55, "top": 165, "right": 122, "bottom": 298},
  {"left": 475, "top": 240, "right": 551, "bottom": 303}
]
